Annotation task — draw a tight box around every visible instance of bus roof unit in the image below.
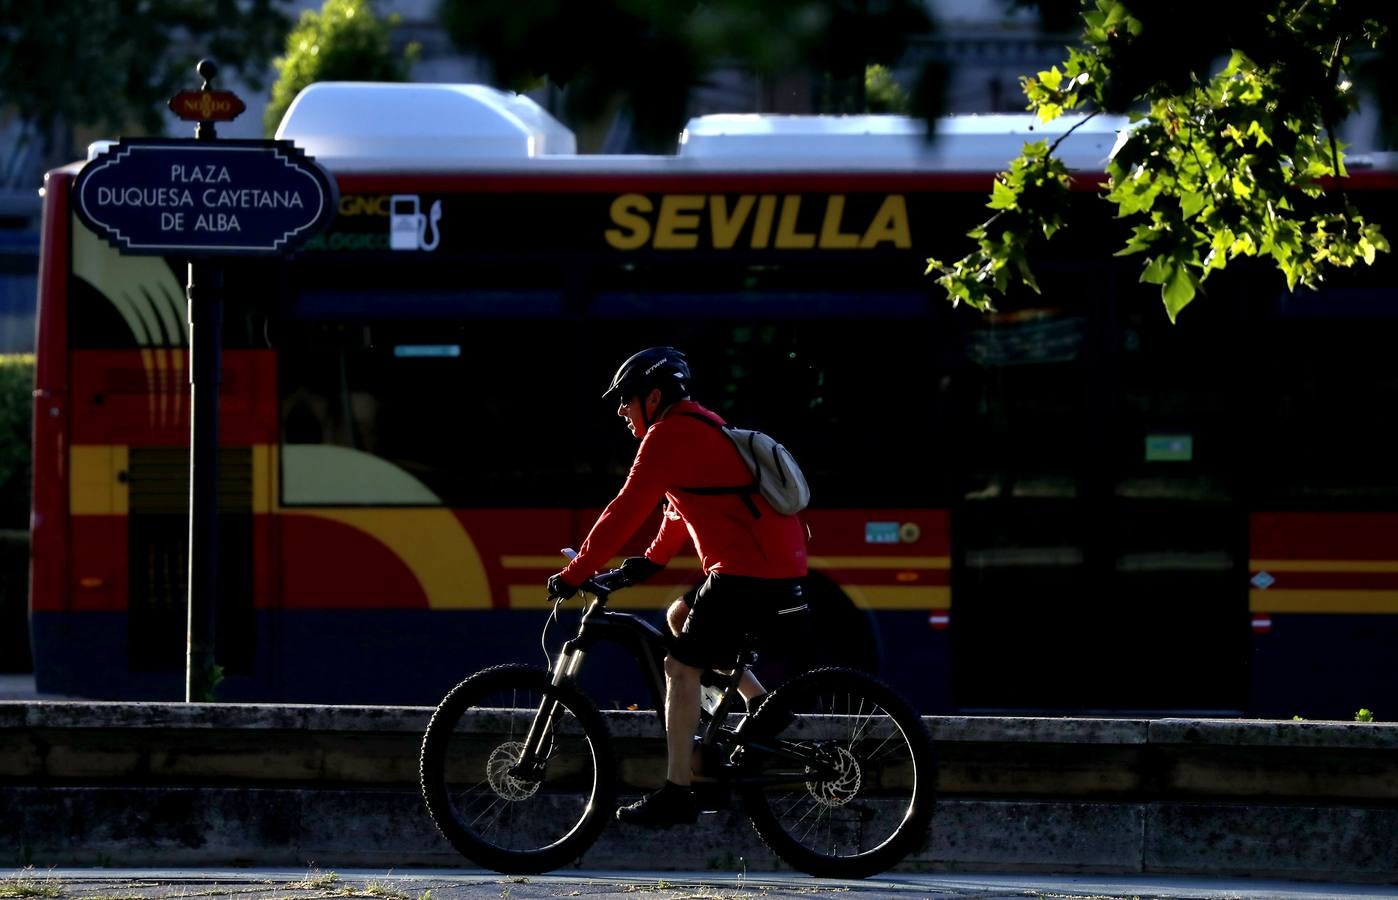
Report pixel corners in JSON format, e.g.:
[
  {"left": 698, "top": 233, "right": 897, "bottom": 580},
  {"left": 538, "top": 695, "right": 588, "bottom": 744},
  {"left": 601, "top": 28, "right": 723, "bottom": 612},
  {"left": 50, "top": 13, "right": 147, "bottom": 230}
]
[
  {"left": 678, "top": 112, "right": 1132, "bottom": 171},
  {"left": 275, "top": 82, "right": 577, "bottom": 169}
]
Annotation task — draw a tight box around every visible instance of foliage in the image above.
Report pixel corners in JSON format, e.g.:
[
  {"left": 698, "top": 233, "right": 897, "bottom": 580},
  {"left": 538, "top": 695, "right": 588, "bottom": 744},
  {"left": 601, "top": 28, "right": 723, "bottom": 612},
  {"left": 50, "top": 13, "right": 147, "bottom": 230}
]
[
  {"left": 928, "top": 0, "right": 1394, "bottom": 322},
  {"left": 865, "top": 64, "right": 910, "bottom": 114},
  {"left": 0, "top": 355, "right": 33, "bottom": 530},
  {"left": 264, "top": 0, "right": 420, "bottom": 136},
  {"left": 1355, "top": 708, "right": 1375, "bottom": 722},
  {"left": 0, "top": 0, "right": 290, "bottom": 156},
  {"left": 437, "top": 0, "right": 941, "bottom": 150},
  {"left": 192, "top": 662, "right": 226, "bottom": 702}
]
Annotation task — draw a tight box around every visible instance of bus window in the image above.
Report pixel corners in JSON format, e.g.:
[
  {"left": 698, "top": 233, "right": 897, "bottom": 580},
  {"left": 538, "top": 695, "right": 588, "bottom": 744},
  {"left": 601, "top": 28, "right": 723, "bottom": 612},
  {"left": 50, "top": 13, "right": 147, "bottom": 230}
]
[{"left": 1249, "top": 285, "right": 1398, "bottom": 507}]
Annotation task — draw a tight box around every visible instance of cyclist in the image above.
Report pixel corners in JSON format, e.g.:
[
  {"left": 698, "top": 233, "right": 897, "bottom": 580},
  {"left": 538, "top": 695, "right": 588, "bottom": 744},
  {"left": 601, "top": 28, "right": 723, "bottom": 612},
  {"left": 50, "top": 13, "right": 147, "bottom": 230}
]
[{"left": 546, "top": 346, "right": 809, "bottom": 827}]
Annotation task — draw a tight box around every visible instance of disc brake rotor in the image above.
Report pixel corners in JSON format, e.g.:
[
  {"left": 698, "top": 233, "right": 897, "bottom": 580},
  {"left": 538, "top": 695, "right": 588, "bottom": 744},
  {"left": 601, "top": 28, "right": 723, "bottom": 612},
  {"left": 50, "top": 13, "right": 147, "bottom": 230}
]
[
  {"left": 486, "top": 741, "right": 541, "bottom": 801},
  {"left": 806, "top": 744, "right": 862, "bottom": 808}
]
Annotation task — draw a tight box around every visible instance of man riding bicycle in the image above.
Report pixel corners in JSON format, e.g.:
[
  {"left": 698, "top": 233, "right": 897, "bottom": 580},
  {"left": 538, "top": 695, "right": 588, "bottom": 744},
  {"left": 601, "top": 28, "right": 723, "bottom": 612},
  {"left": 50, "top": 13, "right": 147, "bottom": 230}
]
[{"left": 546, "top": 346, "right": 809, "bottom": 827}]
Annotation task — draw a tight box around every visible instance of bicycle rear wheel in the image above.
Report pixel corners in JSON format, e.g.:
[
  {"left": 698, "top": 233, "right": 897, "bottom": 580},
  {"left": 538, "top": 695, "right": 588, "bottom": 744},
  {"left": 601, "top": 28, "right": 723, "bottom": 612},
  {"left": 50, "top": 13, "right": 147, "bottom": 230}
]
[
  {"left": 736, "top": 667, "right": 935, "bottom": 878},
  {"left": 419, "top": 664, "right": 616, "bottom": 874}
]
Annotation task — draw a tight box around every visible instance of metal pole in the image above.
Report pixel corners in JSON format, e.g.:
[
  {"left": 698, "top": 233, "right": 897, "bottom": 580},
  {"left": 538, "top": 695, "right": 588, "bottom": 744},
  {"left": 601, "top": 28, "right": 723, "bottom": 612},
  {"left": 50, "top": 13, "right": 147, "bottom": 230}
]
[
  {"left": 185, "top": 262, "right": 223, "bottom": 702},
  {"left": 185, "top": 57, "right": 222, "bottom": 703}
]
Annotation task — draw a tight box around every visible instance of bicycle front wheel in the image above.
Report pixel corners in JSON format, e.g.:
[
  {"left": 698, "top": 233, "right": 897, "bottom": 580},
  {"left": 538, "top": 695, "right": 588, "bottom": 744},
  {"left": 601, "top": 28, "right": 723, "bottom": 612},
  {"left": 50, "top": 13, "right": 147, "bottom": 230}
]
[
  {"left": 419, "top": 664, "right": 616, "bottom": 874},
  {"left": 737, "top": 667, "right": 935, "bottom": 878}
]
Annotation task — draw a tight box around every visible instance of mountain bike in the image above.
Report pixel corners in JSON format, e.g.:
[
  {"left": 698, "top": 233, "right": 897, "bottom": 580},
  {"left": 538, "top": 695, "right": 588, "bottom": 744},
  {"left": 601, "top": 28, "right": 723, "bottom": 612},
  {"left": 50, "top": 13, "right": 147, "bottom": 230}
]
[{"left": 419, "top": 552, "right": 936, "bottom": 877}]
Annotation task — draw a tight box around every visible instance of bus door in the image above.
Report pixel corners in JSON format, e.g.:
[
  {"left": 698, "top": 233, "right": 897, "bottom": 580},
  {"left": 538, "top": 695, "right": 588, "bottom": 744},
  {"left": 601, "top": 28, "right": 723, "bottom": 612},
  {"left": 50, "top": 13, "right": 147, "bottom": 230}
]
[
  {"left": 951, "top": 275, "right": 1248, "bottom": 713},
  {"left": 1098, "top": 288, "right": 1248, "bottom": 713}
]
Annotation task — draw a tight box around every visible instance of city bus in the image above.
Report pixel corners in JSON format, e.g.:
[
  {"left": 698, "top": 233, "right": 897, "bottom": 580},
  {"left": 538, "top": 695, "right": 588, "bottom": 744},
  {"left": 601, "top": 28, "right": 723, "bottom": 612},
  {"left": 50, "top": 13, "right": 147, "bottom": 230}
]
[{"left": 30, "top": 83, "right": 1398, "bottom": 717}]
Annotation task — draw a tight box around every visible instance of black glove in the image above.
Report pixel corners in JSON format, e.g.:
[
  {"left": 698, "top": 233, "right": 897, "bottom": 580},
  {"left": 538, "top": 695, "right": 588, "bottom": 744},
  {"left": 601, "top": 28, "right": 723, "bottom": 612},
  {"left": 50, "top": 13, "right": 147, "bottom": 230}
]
[
  {"left": 618, "top": 556, "right": 664, "bottom": 585},
  {"left": 546, "top": 572, "right": 579, "bottom": 601}
]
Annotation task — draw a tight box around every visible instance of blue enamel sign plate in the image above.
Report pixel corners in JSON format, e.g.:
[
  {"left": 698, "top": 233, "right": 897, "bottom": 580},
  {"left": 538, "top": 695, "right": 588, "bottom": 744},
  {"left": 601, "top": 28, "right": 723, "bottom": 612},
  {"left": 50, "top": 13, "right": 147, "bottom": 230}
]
[{"left": 71, "top": 138, "right": 338, "bottom": 256}]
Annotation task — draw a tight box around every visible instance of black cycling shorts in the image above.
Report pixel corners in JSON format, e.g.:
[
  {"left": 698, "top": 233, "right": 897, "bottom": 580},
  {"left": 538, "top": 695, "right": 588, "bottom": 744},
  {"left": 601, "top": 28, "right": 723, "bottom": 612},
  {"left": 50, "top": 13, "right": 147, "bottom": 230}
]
[{"left": 669, "top": 572, "right": 807, "bottom": 670}]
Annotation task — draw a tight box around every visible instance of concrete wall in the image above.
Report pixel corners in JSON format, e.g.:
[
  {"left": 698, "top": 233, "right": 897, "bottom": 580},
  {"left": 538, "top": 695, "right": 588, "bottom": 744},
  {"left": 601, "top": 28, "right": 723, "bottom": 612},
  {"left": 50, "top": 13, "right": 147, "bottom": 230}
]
[{"left": 2, "top": 702, "right": 1396, "bottom": 881}]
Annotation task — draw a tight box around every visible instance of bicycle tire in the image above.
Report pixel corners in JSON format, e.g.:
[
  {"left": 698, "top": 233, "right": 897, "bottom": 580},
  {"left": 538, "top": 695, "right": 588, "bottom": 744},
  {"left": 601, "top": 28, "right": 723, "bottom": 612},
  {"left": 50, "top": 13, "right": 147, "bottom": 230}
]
[
  {"left": 420, "top": 664, "right": 616, "bottom": 874},
  {"left": 736, "top": 666, "right": 935, "bottom": 878}
]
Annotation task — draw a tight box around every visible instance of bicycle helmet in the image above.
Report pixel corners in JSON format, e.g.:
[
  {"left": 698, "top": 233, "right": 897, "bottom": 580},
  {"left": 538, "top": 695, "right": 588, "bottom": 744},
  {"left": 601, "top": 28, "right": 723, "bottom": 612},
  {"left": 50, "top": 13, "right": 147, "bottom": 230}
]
[{"left": 602, "top": 347, "right": 691, "bottom": 403}]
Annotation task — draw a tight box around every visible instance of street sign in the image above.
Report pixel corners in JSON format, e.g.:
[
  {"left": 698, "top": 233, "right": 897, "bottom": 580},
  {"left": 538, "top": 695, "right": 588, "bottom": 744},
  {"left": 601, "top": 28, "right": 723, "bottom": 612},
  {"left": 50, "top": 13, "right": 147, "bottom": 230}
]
[
  {"left": 169, "top": 89, "right": 247, "bottom": 123},
  {"left": 71, "top": 138, "right": 337, "bottom": 256}
]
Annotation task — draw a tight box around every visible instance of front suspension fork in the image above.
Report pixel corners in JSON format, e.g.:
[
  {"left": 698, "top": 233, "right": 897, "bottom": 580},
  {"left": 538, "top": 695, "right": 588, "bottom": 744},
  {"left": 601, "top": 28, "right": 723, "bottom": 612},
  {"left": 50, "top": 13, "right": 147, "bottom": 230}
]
[{"left": 512, "top": 644, "right": 586, "bottom": 779}]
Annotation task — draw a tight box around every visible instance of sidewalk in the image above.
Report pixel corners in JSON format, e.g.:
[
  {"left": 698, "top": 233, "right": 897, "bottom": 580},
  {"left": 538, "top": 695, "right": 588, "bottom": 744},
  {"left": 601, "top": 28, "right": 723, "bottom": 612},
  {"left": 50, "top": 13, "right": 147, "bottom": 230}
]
[{"left": 4, "top": 869, "right": 1395, "bottom": 900}]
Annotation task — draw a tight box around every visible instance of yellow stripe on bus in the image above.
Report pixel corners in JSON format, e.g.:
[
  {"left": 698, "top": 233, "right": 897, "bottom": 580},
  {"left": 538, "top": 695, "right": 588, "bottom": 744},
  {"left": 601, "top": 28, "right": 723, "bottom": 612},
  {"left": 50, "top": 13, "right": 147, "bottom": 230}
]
[
  {"left": 70, "top": 445, "right": 129, "bottom": 515},
  {"left": 810, "top": 556, "right": 950, "bottom": 570},
  {"left": 843, "top": 585, "right": 951, "bottom": 610},
  {"left": 508, "top": 583, "right": 951, "bottom": 611},
  {"left": 509, "top": 584, "right": 681, "bottom": 610},
  {"left": 1250, "top": 590, "right": 1398, "bottom": 614},
  {"left": 503, "top": 555, "right": 640, "bottom": 569},
  {"left": 501, "top": 555, "right": 950, "bottom": 570},
  {"left": 70, "top": 443, "right": 285, "bottom": 517},
  {"left": 1250, "top": 560, "right": 1398, "bottom": 573},
  {"left": 252, "top": 444, "right": 273, "bottom": 514}
]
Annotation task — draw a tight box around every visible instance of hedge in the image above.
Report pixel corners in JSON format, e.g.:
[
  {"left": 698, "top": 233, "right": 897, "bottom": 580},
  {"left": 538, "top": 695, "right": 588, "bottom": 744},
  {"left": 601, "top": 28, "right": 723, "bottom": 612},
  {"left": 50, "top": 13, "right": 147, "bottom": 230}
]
[{"left": 0, "top": 354, "right": 33, "bottom": 530}]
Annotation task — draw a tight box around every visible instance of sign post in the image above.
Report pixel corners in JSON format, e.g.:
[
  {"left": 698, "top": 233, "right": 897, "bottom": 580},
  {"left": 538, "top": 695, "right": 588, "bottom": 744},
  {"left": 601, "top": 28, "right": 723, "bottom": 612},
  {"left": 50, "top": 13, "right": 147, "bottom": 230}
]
[
  {"left": 72, "top": 59, "right": 336, "bottom": 701},
  {"left": 185, "top": 60, "right": 225, "bottom": 703}
]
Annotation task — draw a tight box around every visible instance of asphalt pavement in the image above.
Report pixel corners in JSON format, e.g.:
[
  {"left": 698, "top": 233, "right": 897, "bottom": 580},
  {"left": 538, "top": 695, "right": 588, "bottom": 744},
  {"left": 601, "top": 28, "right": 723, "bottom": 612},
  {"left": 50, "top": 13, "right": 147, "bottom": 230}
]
[{"left": 3, "top": 869, "right": 1395, "bottom": 900}]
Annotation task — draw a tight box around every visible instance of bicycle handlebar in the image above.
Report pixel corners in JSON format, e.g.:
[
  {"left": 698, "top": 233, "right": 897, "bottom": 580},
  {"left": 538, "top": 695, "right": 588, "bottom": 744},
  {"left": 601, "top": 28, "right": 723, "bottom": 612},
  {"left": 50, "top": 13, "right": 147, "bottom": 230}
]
[{"left": 554, "top": 548, "right": 633, "bottom": 604}]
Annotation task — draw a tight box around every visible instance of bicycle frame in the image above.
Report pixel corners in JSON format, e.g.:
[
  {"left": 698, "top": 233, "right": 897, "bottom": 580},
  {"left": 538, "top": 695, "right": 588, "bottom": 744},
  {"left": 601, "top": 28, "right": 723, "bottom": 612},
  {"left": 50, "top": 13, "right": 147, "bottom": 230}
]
[
  {"left": 513, "top": 577, "right": 841, "bottom": 787},
  {"left": 556, "top": 589, "right": 672, "bottom": 721}
]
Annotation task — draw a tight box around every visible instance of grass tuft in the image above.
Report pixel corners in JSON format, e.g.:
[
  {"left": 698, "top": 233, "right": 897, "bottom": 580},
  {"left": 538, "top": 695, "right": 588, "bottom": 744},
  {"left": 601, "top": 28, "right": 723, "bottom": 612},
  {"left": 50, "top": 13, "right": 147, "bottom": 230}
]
[
  {"left": 0, "top": 870, "right": 63, "bottom": 899},
  {"left": 290, "top": 870, "right": 341, "bottom": 891}
]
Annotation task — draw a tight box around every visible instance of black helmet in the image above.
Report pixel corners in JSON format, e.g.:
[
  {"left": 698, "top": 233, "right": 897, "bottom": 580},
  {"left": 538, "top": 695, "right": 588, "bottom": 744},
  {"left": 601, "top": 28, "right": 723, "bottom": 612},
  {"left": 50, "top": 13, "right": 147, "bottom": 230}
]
[{"left": 603, "top": 347, "right": 691, "bottom": 402}]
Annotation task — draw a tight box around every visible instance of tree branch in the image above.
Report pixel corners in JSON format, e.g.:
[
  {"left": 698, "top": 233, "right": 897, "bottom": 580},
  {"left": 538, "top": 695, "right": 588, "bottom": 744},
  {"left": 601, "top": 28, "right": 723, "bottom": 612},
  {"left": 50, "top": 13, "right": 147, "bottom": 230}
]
[
  {"left": 1323, "top": 34, "right": 1351, "bottom": 209},
  {"left": 1046, "top": 108, "right": 1101, "bottom": 157}
]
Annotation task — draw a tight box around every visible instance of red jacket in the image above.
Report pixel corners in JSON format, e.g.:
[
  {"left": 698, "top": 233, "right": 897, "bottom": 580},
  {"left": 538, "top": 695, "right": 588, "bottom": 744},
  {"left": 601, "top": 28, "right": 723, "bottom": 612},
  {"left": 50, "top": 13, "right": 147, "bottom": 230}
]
[{"left": 561, "top": 399, "right": 808, "bottom": 584}]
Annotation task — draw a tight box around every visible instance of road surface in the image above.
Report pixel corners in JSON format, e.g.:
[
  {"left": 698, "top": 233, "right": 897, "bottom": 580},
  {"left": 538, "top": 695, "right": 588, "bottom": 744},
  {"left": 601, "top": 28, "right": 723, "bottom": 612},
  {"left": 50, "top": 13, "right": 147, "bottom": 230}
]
[{"left": 3, "top": 868, "right": 1394, "bottom": 900}]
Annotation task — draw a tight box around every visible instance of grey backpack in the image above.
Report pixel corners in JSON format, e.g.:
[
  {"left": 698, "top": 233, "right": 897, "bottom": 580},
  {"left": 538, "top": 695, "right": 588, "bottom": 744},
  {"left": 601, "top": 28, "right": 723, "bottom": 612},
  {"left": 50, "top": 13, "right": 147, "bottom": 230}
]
[{"left": 678, "top": 413, "right": 811, "bottom": 518}]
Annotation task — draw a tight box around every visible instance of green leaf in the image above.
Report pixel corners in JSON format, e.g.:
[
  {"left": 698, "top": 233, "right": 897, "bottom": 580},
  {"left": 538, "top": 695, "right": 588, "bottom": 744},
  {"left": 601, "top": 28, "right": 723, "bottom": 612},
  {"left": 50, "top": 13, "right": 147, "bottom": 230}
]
[
  {"left": 1021, "top": 140, "right": 1051, "bottom": 161},
  {"left": 1115, "top": 225, "right": 1158, "bottom": 256},
  {"left": 1221, "top": 50, "right": 1248, "bottom": 76},
  {"left": 1180, "top": 190, "right": 1206, "bottom": 219},
  {"left": 1162, "top": 265, "right": 1197, "bottom": 322},
  {"left": 988, "top": 178, "right": 1019, "bottom": 210},
  {"left": 1101, "top": 1, "right": 1129, "bottom": 28},
  {"left": 1140, "top": 255, "right": 1172, "bottom": 285},
  {"left": 1364, "top": 224, "right": 1391, "bottom": 255}
]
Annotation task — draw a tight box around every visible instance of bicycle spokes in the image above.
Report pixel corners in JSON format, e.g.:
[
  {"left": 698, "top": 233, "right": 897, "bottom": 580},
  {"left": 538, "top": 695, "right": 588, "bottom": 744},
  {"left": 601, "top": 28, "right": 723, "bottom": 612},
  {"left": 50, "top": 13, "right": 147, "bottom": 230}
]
[
  {"left": 430, "top": 675, "right": 607, "bottom": 859},
  {"left": 738, "top": 670, "right": 930, "bottom": 874}
]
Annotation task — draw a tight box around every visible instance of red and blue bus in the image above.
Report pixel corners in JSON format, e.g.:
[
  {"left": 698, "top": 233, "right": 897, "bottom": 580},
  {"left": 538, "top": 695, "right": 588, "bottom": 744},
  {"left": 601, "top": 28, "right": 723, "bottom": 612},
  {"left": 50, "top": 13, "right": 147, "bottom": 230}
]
[{"left": 31, "top": 83, "right": 1398, "bottom": 717}]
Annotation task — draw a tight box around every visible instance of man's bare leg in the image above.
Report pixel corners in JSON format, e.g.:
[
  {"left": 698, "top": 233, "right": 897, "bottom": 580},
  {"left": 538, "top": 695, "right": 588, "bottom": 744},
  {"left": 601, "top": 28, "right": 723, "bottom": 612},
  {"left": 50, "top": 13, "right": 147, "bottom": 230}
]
[
  {"left": 615, "top": 653, "right": 702, "bottom": 826},
  {"left": 664, "top": 654, "right": 702, "bottom": 786}
]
